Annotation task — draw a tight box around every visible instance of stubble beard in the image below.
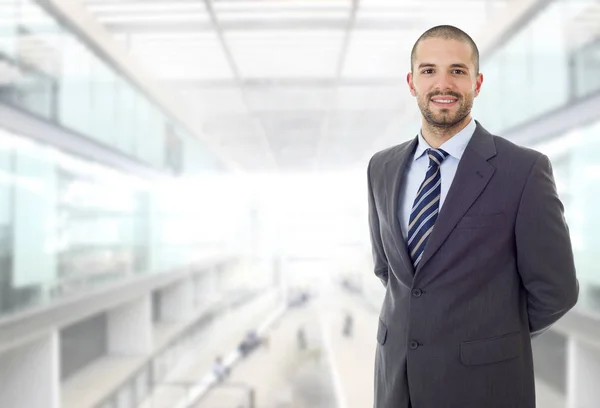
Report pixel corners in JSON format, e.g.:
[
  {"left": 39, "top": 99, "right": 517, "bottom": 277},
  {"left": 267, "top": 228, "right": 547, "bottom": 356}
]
[{"left": 418, "top": 91, "right": 473, "bottom": 131}]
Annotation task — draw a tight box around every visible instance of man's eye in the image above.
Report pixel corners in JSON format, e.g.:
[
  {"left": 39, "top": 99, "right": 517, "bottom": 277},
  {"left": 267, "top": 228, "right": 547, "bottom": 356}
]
[
  {"left": 422, "top": 69, "right": 434, "bottom": 74},
  {"left": 452, "top": 70, "right": 466, "bottom": 75}
]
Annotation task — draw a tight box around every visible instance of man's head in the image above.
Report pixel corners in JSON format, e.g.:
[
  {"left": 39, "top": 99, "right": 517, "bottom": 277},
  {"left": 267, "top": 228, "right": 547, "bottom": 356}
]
[
  {"left": 407, "top": 25, "right": 483, "bottom": 130},
  {"left": 410, "top": 25, "right": 480, "bottom": 75}
]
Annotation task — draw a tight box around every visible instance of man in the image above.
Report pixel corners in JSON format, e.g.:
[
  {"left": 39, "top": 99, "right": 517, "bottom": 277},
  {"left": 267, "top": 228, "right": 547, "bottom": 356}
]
[{"left": 367, "top": 25, "right": 578, "bottom": 408}]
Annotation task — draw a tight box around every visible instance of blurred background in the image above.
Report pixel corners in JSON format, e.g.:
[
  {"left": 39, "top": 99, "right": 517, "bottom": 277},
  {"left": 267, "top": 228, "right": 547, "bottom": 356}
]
[{"left": 0, "top": 0, "right": 599, "bottom": 407}]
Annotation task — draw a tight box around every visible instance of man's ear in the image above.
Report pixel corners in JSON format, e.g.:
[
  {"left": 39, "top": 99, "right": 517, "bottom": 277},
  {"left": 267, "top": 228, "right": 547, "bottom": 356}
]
[
  {"left": 407, "top": 72, "right": 417, "bottom": 97},
  {"left": 474, "top": 73, "right": 484, "bottom": 97}
]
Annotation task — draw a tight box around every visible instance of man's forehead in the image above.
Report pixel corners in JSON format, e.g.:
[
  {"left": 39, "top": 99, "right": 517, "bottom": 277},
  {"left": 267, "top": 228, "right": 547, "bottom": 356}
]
[
  {"left": 415, "top": 37, "right": 472, "bottom": 54},
  {"left": 417, "top": 62, "right": 470, "bottom": 69},
  {"left": 414, "top": 38, "right": 475, "bottom": 66}
]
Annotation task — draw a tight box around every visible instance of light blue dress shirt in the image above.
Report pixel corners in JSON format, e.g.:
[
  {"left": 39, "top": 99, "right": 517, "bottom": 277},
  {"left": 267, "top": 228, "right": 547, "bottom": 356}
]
[{"left": 398, "top": 119, "right": 477, "bottom": 240}]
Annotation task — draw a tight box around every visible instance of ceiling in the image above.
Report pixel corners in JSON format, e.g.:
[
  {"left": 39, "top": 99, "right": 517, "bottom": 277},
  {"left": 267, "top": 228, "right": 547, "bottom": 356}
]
[{"left": 78, "top": 0, "right": 514, "bottom": 172}]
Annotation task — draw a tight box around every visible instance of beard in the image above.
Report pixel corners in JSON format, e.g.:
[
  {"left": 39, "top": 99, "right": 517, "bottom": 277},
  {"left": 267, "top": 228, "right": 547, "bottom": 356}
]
[{"left": 417, "top": 90, "right": 473, "bottom": 129}]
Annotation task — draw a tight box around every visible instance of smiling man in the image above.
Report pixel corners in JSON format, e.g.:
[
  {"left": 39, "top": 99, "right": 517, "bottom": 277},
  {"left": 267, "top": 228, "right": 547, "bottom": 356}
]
[{"left": 367, "top": 25, "right": 578, "bottom": 408}]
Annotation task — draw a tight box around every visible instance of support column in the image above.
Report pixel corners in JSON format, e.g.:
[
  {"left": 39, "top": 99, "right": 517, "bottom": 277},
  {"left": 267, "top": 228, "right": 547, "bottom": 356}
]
[
  {"left": 193, "top": 272, "right": 212, "bottom": 309},
  {"left": 213, "top": 264, "right": 223, "bottom": 294},
  {"left": 160, "top": 278, "right": 194, "bottom": 322},
  {"left": 567, "top": 336, "right": 600, "bottom": 408},
  {"left": 207, "top": 266, "right": 220, "bottom": 304},
  {"left": 0, "top": 332, "right": 59, "bottom": 408},
  {"left": 108, "top": 295, "right": 152, "bottom": 355}
]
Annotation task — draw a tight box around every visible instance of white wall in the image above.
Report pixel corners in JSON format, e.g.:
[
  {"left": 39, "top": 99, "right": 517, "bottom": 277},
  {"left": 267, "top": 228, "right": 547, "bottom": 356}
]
[
  {"left": 0, "top": 332, "right": 59, "bottom": 408},
  {"left": 108, "top": 295, "right": 152, "bottom": 355}
]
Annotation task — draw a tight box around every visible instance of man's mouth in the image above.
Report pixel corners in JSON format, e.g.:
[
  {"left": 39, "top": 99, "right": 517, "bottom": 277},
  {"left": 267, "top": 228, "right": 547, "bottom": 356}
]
[{"left": 430, "top": 97, "right": 458, "bottom": 108}]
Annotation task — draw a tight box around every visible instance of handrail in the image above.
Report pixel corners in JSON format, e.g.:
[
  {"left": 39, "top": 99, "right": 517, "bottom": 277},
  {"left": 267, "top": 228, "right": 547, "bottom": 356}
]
[
  {"left": 92, "top": 288, "right": 272, "bottom": 408},
  {"left": 173, "top": 303, "right": 287, "bottom": 408}
]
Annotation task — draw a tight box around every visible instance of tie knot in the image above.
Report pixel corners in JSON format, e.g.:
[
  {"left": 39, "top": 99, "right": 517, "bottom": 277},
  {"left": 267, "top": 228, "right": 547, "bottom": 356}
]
[{"left": 427, "top": 148, "right": 448, "bottom": 167}]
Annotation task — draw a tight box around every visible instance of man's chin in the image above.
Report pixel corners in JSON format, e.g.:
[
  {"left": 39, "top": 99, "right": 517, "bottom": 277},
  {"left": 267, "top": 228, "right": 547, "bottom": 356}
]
[{"left": 425, "top": 115, "right": 463, "bottom": 128}]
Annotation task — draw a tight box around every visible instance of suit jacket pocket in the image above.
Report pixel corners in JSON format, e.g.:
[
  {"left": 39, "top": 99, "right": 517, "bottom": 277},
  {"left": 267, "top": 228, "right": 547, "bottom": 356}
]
[
  {"left": 455, "top": 213, "right": 505, "bottom": 229},
  {"left": 460, "top": 331, "right": 521, "bottom": 366},
  {"left": 377, "top": 318, "right": 387, "bottom": 345}
]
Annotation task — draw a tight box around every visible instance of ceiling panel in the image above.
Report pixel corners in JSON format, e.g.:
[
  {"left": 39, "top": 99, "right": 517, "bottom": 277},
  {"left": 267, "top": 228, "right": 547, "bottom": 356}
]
[
  {"left": 244, "top": 86, "right": 333, "bottom": 112},
  {"left": 86, "top": 1, "right": 210, "bottom": 24},
  {"left": 257, "top": 111, "right": 324, "bottom": 169},
  {"left": 77, "top": 0, "right": 520, "bottom": 171},
  {"left": 334, "top": 85, "right": 406, "bottom": 111},
  {"left": 564, "top": 0, "right": 600, "bottom": 50},
  {"left": 216, "top": 10, "right": 351, "bottom": 22},
  {"left": 341, "top": 31, "right": 414, "bottom": 78},
  {"left": 226, "top": 30, "right": 345, "bottom": 78},
  {"left": 259, "top": 111, "right": 325, "bottom": 147},
  {"left": 317, "top": 110, "right": 396, "bottom": 165},
  {"left": 127, "top": 32, "right": 235, "bottom": 79},
  {"left": 213, "top": 0, "right": 352, "bottom": 12},
  {"left": 221, "top": 143, "right": 278, "bottom": 171},
  {"left": 178, "top": 87, "right": 249, "bottom": 115},
  {"left": 359, "top": 0, "right": 505, "bottom": 10},
  {"left": 87, "top": 2, "right": 206, "bottom": 14},
  {"left": 199, "top": 114, "right": 262, "bottom": 142},
  {"left": 324, "top": 111, "right": 395, "bottom": 139},
  {"left": 96, "top": 13, "right": 210, "bottom": 24}
]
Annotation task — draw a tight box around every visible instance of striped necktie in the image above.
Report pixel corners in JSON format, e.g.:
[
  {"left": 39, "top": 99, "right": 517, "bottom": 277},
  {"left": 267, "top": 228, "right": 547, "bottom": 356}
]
[{"left": 407, "top": 148, "right": 449, "bottom": 268}]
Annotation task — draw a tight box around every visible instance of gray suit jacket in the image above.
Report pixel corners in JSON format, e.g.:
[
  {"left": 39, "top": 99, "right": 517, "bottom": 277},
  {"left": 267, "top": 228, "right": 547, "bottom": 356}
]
[{"left": 367, "top": 122, "right": 578, "bottom": 408}]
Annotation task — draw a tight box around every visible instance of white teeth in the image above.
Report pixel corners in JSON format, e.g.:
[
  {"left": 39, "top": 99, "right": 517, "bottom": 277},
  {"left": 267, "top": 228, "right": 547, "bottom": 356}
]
[{"left": 432, "top": 99, "right": 455, "bottom": 103}]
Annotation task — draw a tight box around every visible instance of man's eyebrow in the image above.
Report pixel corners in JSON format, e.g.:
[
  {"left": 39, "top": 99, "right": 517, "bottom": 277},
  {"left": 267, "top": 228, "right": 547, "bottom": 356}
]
[
  {"left": 417, "top": 63, "right": 471, "bottom": 70},
  {"left": 450, "top": 63, "right": 470, "bottom": 70}
]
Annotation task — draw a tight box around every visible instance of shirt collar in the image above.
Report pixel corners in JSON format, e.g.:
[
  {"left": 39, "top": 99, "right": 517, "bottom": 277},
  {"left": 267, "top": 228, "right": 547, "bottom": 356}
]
[{"left": 414, "top": 118, "right": 476, "bottom": 161}]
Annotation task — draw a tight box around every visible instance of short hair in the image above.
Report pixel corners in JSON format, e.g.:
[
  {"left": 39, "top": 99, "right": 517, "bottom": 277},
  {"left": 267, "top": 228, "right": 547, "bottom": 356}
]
[{"left": 410, "top": 25, "right": 480, "bottom": 74}]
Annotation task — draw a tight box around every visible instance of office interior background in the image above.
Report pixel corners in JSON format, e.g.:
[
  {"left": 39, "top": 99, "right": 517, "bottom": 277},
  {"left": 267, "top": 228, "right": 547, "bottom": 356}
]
[{"left": 0, "top": 0, "right": 599, "bottom": 407}]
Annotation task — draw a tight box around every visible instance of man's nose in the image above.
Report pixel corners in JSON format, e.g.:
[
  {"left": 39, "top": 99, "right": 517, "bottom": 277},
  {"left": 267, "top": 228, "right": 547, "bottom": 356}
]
[{"left": 434, "top": 72, "right": 455, "bottom": 92}]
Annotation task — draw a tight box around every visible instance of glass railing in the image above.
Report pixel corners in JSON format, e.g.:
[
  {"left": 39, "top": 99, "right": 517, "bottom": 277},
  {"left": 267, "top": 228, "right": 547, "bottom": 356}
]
[
  {"left": 528, "top": 119, "right": 600, "bottom": 316},
  {"left": 571, "top": 37, "right": 600, "bottom": 100},
  {"left": 0, "top": 0, "right": 220, "bottom": 174},
  {"left": 474, "top": 0, "right": 600, "bottom": 134},
  {"left": 0, "top": 124, "right": 238, "bottom": 319}
]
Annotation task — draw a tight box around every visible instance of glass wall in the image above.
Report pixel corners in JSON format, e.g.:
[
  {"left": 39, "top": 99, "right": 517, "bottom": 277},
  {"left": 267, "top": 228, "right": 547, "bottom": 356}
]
[
  {"left": 0, "top": 125, "right": 145, "bottom": 315},
  {"left": 473, "top": 3, "right": 600, "bottom": 395},
  {"left": 0, "top": 125, "right": 239, "bottom": 318},
  {"left": 0, "top": 0, "right": 216, "bottom": 174},
  {"left": 474, "top": 0, "right": 600, "bottom": 133},
  {"left": 0, "top": 0, "right": 234, "bottom": 318},
  {"left": 572, "top": 37, "right": 600, "bottom": 100},
  {"left": 530, "top": 118, "right": 600, "bottom": 313},
  {"left": 470, "top": 0, "right": 600, "bottom": 315}
]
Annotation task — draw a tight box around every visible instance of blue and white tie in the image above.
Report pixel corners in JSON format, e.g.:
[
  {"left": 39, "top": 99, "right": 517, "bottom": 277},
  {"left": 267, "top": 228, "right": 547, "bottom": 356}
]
[{"left": 407, "top": 148, "right": 449, "bottom": 268}]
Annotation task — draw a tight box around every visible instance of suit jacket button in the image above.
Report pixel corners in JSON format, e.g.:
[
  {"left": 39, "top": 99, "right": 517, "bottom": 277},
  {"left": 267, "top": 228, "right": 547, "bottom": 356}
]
[
  {"left": 412, "top": 289, "right": 423, "bottom": 297},
  {"left": 409, "top": 341, "right": 419, "bottom": 350}
]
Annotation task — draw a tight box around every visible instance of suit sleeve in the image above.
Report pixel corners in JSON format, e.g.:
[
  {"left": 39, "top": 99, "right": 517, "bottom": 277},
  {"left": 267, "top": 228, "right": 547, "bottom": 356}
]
[
  {"left": 367, "top": 157, "right": 389, "bottom": 287},
  {"left": 515, "top": 154, "right": 579, "bottom": 338}
]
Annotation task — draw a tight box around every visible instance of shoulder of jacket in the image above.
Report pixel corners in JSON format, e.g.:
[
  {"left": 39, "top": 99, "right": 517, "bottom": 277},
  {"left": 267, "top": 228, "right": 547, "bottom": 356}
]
[
  {"left": 492, "top": 134, "right": 544, "bottom": 163},
  {"left": 368, "top": 140, "right": 413, "bottom": 169}
]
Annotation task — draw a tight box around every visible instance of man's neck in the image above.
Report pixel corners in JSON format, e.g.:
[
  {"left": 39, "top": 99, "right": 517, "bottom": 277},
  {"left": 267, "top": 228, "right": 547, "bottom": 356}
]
[{"left": 421, "top": 115, "right": 472, "bottom": 149}]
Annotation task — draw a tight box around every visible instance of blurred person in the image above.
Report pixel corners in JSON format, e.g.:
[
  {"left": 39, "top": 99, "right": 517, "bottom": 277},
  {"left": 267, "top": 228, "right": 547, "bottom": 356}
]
[
  {"left": 367, "top": 25, "right": 578, "bottom": 408},
  {"left": 238, "top": 330, "right": 262, "bottom": 357},
  {"left": 297, "top": 325, "right": 307, "bottom": 350},
  {"left": 342, "top": 311, "right": 353, "bottom": 338},
  {"left": 212, "top": 355, "right": 229, "bottom": 382}
]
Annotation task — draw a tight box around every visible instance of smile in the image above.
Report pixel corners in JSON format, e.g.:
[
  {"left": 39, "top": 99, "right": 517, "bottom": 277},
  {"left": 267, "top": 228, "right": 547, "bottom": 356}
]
[{"left": 431, "top": 98, "right": 458, "bottom": 107}]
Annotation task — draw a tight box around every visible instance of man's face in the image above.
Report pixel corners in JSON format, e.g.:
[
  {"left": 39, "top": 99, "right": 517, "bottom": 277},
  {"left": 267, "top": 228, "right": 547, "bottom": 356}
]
[{"left": 407, "top": 38, "right": 483, "bottom": 128}]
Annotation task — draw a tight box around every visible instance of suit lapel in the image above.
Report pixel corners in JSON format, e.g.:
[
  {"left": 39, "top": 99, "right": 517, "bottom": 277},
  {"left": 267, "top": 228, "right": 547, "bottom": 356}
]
[
  {"left": 415, "top": 122, "right": 497, "bottom": 276},
  {"left": 384, "top": 137, "right": 418, "bottom": 277}
]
